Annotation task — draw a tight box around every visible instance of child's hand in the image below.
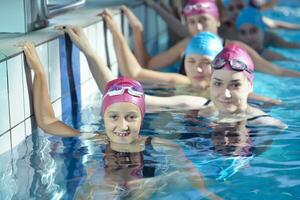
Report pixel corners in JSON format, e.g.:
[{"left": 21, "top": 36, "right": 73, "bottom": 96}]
[
  {"left": 120, "top": 5, "right": 144, "bottom": 31},
  {"left": 55, "top": 25, "right": 92, "bottom": 53},
  {"left": 21, "top": 42, "right": 44, "bottom": 74},
  {"left": 99, "top": 9, "right": 120, "bottom": 33}
]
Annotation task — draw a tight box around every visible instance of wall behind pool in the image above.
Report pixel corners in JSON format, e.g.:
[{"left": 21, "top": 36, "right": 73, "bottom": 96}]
[{"left": 0, "top": 3, "right": 169, "bottom": 155}]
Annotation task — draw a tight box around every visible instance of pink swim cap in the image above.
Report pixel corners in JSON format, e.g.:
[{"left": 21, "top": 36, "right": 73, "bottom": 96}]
[
  {"left": 212, "top": 44, "right": 254, "bottom": 83},
  {"left": 101, "top": 77, "right": 146, "bottom": 117},
  {"left": 183, "top": 0, "right": 219, "bottom": 21}
]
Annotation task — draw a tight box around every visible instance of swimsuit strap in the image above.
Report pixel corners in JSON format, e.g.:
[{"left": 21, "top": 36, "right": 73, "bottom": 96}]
[{"left": 247, "top": 114, "right": 271, "bottom": 121}]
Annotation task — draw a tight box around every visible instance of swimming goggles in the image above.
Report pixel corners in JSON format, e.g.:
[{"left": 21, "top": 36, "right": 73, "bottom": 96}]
[
  {"left": 183, "top": 2, "right": 211, "bottom": 14},
  {"left": 106, "top": 84, "right": 144, "bottom": 97},
  {"left": 212, "top": 58, "right": 253, "bottom": 74}
]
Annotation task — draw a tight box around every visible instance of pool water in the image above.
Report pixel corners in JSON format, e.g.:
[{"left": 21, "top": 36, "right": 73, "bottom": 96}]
[{"left": 1, "top": 1, "right": 300, "bottom": 199}]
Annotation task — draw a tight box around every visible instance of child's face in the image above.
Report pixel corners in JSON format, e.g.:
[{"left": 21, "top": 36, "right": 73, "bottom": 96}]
[
  {"left": 210, "top": 69, "right": 252, "bottom": 115},
  {"left": 186, "top": 14, "right": 220, "bottom": 36},
  {"left": 238, "top": 24, "right": 264, "bottom": 51},
  {"left": 104, "top": 102, "right": 142, "bottom": 144},
  {"left": 184, "top": 54, "right": 212, "bottom": 89}
]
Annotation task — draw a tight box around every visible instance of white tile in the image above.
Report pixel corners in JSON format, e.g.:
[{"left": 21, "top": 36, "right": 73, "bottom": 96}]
[
  {"left": 0, "top": 131, "right": 11, "bottom": 155},
  {"left": 36, "top": 43, "right": 49, "bottom": 90},
  {"left": 0, "top": 61, "right": 10, "bottom": 134},
  {"left": 7, "top": 55, "right": 25, "bottom": 128},
  {"left": 96, "top": 21, "right": 108, "bottom": 66},
  {"left": 22, "top": 55, "right": 33, "bottom": 119},
  {"left": 106, "top": 32, "right": 117, "bottom": 65},
  {"left": 111, "top": 62, "right": 119, "bottom": 77},
  {"left": 25, "top": 117, "right": 33, "bottom": 137},
  {"left": 81, "top": 78, "right": 98, "bottom": 108},
  {"left": 48, "top": 39, "right": 61, "bottom": 102},
  {"left": 86, "top": 24, "right": 97, "bottom": 52},
  {"left": 79, "top": 51, "right": 92, "bottom": 84},
  {"left": 52, "top": 98, "right": 62, "bottom": 118},
  {"left": 11, "top": 122, "right": 25, "bottom": 150}
]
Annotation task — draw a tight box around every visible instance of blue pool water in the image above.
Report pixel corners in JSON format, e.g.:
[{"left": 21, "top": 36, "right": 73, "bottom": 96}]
[{"left": 1, "top": 1, "right": 300, "bottom": 199}]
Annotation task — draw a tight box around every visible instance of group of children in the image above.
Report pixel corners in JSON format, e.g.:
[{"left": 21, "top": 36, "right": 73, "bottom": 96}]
[{"left": 20, "top": 0, "right": 299, "bottom": 198}]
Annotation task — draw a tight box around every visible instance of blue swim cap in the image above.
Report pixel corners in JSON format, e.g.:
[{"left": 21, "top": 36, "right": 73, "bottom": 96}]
[
  {"left": 236, "top": 7, "right": 265, "bottom": 30},
  {"left": 184, "top": 32, "right": 223, "bottom": 59}
]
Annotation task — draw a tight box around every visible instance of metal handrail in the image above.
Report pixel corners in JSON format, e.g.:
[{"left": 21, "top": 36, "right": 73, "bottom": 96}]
[{"left": 43, "top": 0, "right": 86, "bottom": 18}]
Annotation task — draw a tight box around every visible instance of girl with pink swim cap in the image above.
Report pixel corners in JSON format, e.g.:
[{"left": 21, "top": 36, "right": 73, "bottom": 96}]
[{"left": 23, "top": 42, "right": 223, "bottom": 200}]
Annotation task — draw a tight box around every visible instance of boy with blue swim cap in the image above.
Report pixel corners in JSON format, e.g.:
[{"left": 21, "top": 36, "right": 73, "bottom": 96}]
[{"left": 236, "top": 7, "right": 300, "bottom": 60}]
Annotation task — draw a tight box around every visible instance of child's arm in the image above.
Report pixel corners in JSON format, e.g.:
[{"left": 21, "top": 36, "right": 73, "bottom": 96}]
[
  {"left": 248, "top": 93, "right": 282, "bottom": 105},
  {"left": 266, "top": 31, "right": 300, "bottom": 49},
  {"left": 145, "top": 94, "right": 208, "bottom": 111},
  {"left": 56, "top": 25, "right": 115, "bottom": 93},
  {"left": 121, "top": 4, "right": 189, "bottom": 70},
  {"left": 23, "top": 42, "right": 80, "bottom": 137},
  {"left": 101, "top": 10, "right": 190, "bottom": 85},
  {"left": 144, "top": 0, "right": 189, "bottom": 39},
  {"left": 263, "top": 16, "right": 300, "bottom": 30},
  {"left": 227, "top": 40, "right": 300, "bottom": 77}
]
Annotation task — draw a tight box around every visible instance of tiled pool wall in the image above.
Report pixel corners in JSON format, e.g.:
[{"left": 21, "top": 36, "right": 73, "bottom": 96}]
[{"left": 0, "top": 4, "right": 168, "bottom": 155}]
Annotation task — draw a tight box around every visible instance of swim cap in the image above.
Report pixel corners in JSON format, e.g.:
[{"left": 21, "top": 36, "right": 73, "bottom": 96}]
[
  {"left": 213, "top": 44, "right": 254, "bottom": 83},
  {"left": 101, "top": 77, "right": 145, "bottom": 117},
  {"left": 183, "top": 0, "right": 220, "bottom": 20},
  {"left": 236, "top": 7, "right": 265, "bottom": 31},
  {"left": 184, "top": 32, "right": 223, "bottom": 59}
]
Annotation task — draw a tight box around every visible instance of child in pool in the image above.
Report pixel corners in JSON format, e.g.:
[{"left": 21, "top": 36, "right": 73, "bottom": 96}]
[
  {"left": 102, "top": 9, "right": 281, "bottom": 105},
  {"left": 236, "top": 7, "right": 300, "bottom": 61},
  {"left": 56, "top": 25, "right": 286, "bottom": 128},
  {"left": 219, "top": 0, "right": 300, "bottom": 40},
  {"left": 140, "top": 0, "right": 300, "bottom": 76},
  {"left": 22, "top": 42, "right": 221, "bottom": 200}
]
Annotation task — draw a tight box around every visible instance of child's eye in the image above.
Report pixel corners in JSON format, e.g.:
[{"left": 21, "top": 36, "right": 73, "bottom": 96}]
[
  {"left": 109, "top": 115, "right": 118, "bottom": 120},
  {"left": 127, "top": 115, "right": 138, "bottom": 121},
  {"left": 189, "top": 20, "right": 196, "bottom": 25},
  {"left": 213, "top": 82, "right": 221, "bottom": 86},
  {"left": 231, "top": 83, "right": 241, "bottom": 89},
  {"left": 187, "top": 60, "right": 196, "bottom": 64}
]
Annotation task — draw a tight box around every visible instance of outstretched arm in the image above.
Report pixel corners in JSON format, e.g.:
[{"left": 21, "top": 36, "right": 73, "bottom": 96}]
[
  {"left": 263, "top": 16, "right": 300, "bottom": 30},
  {"left": 101, "top": 9, "right": 190, "bottom": 85},
  {"left": 248, "top": 93, "right": 282, "bottom": 105},
  {"left": 23, "top": 42, "right": 79, "bottom": 137},
  {"left": 145, "top": 94, "right": 208, "bottom": 111},
  {"left": 121, "top": 5, "right": 189, "bottom": 70},
  {"left": 227, "top": 40, "right": 300, "bottom": 77},
  {"left": 56, "top": 25, "right": 115, "bottom": 93},
  {"left": 144, "top": 0, "right": 189, "bottom": 39},
  {"left": 266, "top": 31, "right": 300, "bottom": 49}
]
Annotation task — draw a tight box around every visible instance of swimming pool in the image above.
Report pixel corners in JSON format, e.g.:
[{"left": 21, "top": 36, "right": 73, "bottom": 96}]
[{"left": 1, "top": 0, "right": 300, "bottom": 199}]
